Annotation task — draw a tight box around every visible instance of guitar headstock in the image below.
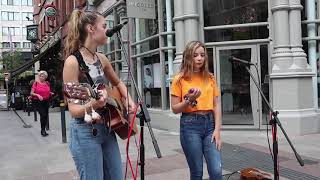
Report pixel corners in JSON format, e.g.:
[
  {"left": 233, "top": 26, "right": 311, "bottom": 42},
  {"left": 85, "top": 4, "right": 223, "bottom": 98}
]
[{"left": 63, "top": 82, "right": 96, "bottom": 101}]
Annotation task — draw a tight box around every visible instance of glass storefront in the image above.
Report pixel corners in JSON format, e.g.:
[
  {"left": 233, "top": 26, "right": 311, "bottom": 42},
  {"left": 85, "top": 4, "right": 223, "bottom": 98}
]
[
  {"left": 203, "top": 0, "right": 269, "bottom": 42},
  {"left": 204, "top": 0, "right": 270, "bottom": 128},
  {"left": 100, "top": 0, "right": 174, "bottom": 109}
]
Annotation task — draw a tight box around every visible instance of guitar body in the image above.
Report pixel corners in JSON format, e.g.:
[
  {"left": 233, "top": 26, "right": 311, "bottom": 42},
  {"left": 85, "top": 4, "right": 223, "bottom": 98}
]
[
  {"left": 102, "top": 86, "right": 138, "bottom": 139},
  {"left": 63, "top": 82, "right": 138, "bottom": 140},
  {"left": 240, "top": 168, "right": 272, "bottom": 180}
]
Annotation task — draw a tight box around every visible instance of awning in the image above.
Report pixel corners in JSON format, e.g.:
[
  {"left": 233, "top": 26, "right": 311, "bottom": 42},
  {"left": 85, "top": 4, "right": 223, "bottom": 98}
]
[{"left": 10, "top": 40, "right": 60, "bottom": 78}]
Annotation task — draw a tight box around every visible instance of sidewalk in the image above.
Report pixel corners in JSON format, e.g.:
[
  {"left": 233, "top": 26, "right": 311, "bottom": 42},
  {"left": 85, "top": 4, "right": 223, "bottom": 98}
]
[{"left": 0, "top": 109, "right": 319, "bottom": 180}]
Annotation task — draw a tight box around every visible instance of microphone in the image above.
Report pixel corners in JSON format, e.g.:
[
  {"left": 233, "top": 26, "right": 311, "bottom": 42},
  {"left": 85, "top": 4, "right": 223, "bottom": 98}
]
[
  {"left": 105, "top": 21, "right": 128, "bottom": 37},
  {"left": 229, "top": 56, "right": 254, "bottom": 66}
]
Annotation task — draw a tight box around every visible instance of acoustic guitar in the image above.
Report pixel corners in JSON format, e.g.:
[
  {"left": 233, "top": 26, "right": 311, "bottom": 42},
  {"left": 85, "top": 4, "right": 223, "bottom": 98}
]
[
  {"left": 63, "top": 82, "right": 138, "bottom": 139},
  {"left": 240, "top": 168, "right": 273, "bottom": 180}
]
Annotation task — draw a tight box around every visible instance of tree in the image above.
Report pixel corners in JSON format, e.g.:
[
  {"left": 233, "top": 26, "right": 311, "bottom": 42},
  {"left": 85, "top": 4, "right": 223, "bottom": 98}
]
[
  {"left": 0, "top": 51, "right": 24, "bottom": 80},
  {"left": 0, "top": 51, "right": 23, "bottom": 72}
]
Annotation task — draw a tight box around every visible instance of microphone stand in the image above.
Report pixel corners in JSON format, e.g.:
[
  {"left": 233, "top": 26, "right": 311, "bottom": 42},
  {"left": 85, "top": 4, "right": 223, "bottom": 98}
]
[
  {"left": 239, "top": 63, "right": 304, "bottom": 180},
  {"left": 115, "top": 31, "right": 162, "bottom": 180}
]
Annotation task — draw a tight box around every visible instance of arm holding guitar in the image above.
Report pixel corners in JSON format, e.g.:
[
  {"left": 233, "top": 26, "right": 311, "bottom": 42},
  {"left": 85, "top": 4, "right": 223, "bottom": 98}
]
[
  {"left": 116, "top": 81, "right": 136, "bottom": 111},
  {"left": 98, "top": 53, "right": 136, "bottom": 112},
  {"left": 63, "top": 55, "right": 108, "bottom": 118}
]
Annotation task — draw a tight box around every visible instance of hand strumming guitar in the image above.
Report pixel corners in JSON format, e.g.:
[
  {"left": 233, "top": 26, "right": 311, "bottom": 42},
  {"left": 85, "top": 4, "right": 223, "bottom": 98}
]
[{"left": 93, "top": 89, "right": 108, "bottom": 108}]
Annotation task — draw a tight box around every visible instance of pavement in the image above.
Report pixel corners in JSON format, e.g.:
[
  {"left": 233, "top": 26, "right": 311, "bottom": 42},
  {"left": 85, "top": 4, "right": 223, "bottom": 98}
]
[{"left": 0, "top": 108, "right": 319, "bottom": 180}]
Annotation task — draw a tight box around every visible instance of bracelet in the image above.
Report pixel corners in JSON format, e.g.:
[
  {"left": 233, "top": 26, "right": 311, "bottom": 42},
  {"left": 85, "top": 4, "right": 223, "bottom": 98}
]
[{"left": 183, "top": 95, "right": 197, "bottom": 107}]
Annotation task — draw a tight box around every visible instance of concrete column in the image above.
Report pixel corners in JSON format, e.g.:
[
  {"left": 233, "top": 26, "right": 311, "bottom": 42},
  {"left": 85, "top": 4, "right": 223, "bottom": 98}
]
[
  {"left": 116, "top": 2, "right": 129, "bottom": 83},
  {"left": 172, "top": 0, "right": 185, "bottom": 74},
  {"left": 289, "top": 0, "right": 308, "bottom": 71},
  {"left": 135, "top": 18, "right": 143, "bottom": 98},
  {"left": 166, "top": 0, "right": 174, "bottom": 78},
  {"left": 271, "top": 0, "right": 318, "bottom": 135},
  {"left": 166, "top": 0, "right": 173, "bottom": 109},
  {"left": 158, "top": 0, "right": 167, "bottom": 110},
  {"left": 306, "top": 0, "right": 318, "bottom": 108},
  {"left": 271, "top": 0, "right": 292, "bottom": 73},
  {"left": 183, "top": 0, "right": 199, "bottom": 43}
]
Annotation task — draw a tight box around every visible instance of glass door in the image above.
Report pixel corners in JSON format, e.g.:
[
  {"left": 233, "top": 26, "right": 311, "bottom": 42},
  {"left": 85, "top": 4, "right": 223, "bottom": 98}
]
[{"left": 215, "top": 45, "right": 260, "bottom": 128}]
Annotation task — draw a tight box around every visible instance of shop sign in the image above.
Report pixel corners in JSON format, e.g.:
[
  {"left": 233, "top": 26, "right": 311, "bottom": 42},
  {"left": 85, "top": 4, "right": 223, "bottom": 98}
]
[
  {"left": 44, "top": 4, "right": 57, "bottom": 20},
  {"left": 127, "top": 0, "right": 156, "bottom": 19}
]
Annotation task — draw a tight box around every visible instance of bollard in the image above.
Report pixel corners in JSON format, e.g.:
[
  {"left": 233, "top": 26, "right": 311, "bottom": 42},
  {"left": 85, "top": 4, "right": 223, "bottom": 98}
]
[
  {"left": 27, "top": 99, "right": 30, "bottom": 116},
  {"left": 60, "top": 101, "right": 67, "bottom": 143}
]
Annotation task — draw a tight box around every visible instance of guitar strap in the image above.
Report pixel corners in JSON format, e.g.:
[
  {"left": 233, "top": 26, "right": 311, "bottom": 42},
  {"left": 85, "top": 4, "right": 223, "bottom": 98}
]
[
  {"left": 72, "top": 50, "right": 113, "bottom": 133},
  {"left": 72, "top": 50, "right": 95, "bottom": 86}
]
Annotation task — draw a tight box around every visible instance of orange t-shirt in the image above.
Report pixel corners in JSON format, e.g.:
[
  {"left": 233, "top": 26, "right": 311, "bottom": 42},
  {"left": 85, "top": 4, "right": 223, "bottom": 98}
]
[{"left": 171, "top": 73, "right": 220, "bottom": 113}]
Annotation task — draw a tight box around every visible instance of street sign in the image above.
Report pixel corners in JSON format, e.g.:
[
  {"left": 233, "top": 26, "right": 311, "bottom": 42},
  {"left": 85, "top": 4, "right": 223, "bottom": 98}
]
[{"left": 126, "top": 0, "right": 156, "bottom": 19}]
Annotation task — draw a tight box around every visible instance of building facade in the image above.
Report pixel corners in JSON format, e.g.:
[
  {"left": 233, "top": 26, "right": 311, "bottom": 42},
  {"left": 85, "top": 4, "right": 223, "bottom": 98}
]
[
  {"left": 91, "top": 0, "right": 319, "bottom": 135},
  {"left": 0, "top": 0, "right": 34, "bottom": 76},
  {"left": 21, "top": 0, "right": 87, "bottom": 100},
  {"left": 26, "top": 0, "right": 319, "bottom": 135}
]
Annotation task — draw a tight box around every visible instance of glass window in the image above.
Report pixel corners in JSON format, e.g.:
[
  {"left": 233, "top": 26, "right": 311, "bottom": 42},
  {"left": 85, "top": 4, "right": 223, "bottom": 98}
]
[
  {"left": 8, "top": 12, "right": 14, "bottom": 20},
  {"left": 13, "top": 0, "right": 20, "bottom": 5},
  {"left": 27, "top": 0, "right": 31, "bottom": 5},
  {"left": 23, "top": 42, "right": 31, "bottom": 48},
  {"left": 7, "top": 0, "right": 13, "bottom": 5},
  {"left": 204, "top": 0, "right": 268, "bottom": 26},
  {"left": 2, "top": 0, "right": 7, "bottom": 5},
  {"left": 14, "top": 27, "right": 20, "bottom": 35},
  {"left": 22, "top": 12, "right": 27, "bottom": 20},
  {"left": 13, "top": 42, "right": 20, "bottom": 48},
  {"left": 22, "top": 12, "right": 33, "bottom": 21},
  {"left": 1, "top": 11, "right": 8, "bottom": 20},
  {"left": 2, "top": 42, "right": 10, "bottom": 48},
  {"left": 2, "top": 27, "right": 8, "bottom": 36},
  {"left": 203, "top": 0, "right": 269, "bottom": 42},
  {"left": 9, "top": 27, "right": 14, "bottom": 35},
  {"left": 14, "top": 12, "right": 20, "bottom": 20},
  {"left": 22, "top": 27, "right": 27, "bottom": 35},
  {"left": 21, "top": 0, "right": 26, "bottom": 5},
  {"left": 28, "top": 12, "right": 33, "bottom": 20}
]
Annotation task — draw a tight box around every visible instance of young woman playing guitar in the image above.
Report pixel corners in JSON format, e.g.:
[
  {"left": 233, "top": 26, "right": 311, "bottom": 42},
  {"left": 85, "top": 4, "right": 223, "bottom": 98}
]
[{"left": 63, "top": 9, "right": 136, "bottom": 180}]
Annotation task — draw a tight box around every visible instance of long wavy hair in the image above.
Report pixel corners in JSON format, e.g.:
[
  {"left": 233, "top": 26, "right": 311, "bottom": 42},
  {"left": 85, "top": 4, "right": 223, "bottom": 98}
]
[
  {"left": 63, "top": 9, "right": 101, "bottom": 59},
  {"left": 177, "top": 41, "right": 211, "bottom": 83}
]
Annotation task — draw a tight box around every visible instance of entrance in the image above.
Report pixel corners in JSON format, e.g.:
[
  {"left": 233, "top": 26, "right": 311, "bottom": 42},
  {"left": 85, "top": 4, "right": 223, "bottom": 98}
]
[{"left": 208, "top": 44, "right": 270, "bottom": 129}]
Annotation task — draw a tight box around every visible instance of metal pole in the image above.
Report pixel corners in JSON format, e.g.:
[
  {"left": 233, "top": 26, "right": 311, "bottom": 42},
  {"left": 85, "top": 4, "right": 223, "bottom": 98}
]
[{"left": 60, "top": 101, "right": 67, "bottom": 143}]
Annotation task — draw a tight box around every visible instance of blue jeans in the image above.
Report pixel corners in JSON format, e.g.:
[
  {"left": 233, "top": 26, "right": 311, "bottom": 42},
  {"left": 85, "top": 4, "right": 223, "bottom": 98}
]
[
  {"left": 180, "top": 112, "right": 222, "bottom": 180},
  {"left": 69, "top": 119, "right": 123, "bottom": 180}
]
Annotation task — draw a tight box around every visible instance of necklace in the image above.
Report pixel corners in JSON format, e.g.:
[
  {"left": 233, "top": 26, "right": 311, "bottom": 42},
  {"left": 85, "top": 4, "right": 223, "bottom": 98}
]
[{"left": 81, "top": 46, "right": 97, "bottom": 61}]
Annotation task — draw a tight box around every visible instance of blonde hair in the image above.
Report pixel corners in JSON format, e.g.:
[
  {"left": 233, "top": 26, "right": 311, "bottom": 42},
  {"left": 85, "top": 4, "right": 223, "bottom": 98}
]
[
  {"left": 64, "top": 9, "right": 102, "bottom": 59},
  {"left": 178, "top": 41, "right": 212, "bottom": 83},
  {"left": 38, "top": 70, "right": 48, "bottom": 78}
]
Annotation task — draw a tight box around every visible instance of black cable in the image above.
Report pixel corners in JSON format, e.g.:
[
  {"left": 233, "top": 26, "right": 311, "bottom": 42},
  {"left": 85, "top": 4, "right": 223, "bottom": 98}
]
[
  {"left": 224, "top": 170, "right": 240, "bottom": 180},
  {"left": 252, "top": 63, "right": 274, "bottom": 162}
]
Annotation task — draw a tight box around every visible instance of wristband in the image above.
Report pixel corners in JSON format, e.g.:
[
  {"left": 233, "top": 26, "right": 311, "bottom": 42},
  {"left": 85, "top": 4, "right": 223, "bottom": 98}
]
[{"left": 183, "top": 95, "right": 197, "bottom": 107}]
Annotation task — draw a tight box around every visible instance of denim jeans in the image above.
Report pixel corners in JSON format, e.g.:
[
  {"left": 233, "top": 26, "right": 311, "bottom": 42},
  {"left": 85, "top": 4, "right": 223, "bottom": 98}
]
[
  {"left": 69, "top": 119, "right": 123, "bottom": 180},
  {"left": 180, "top": 112, "right": 222, "bottom": 180}
]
